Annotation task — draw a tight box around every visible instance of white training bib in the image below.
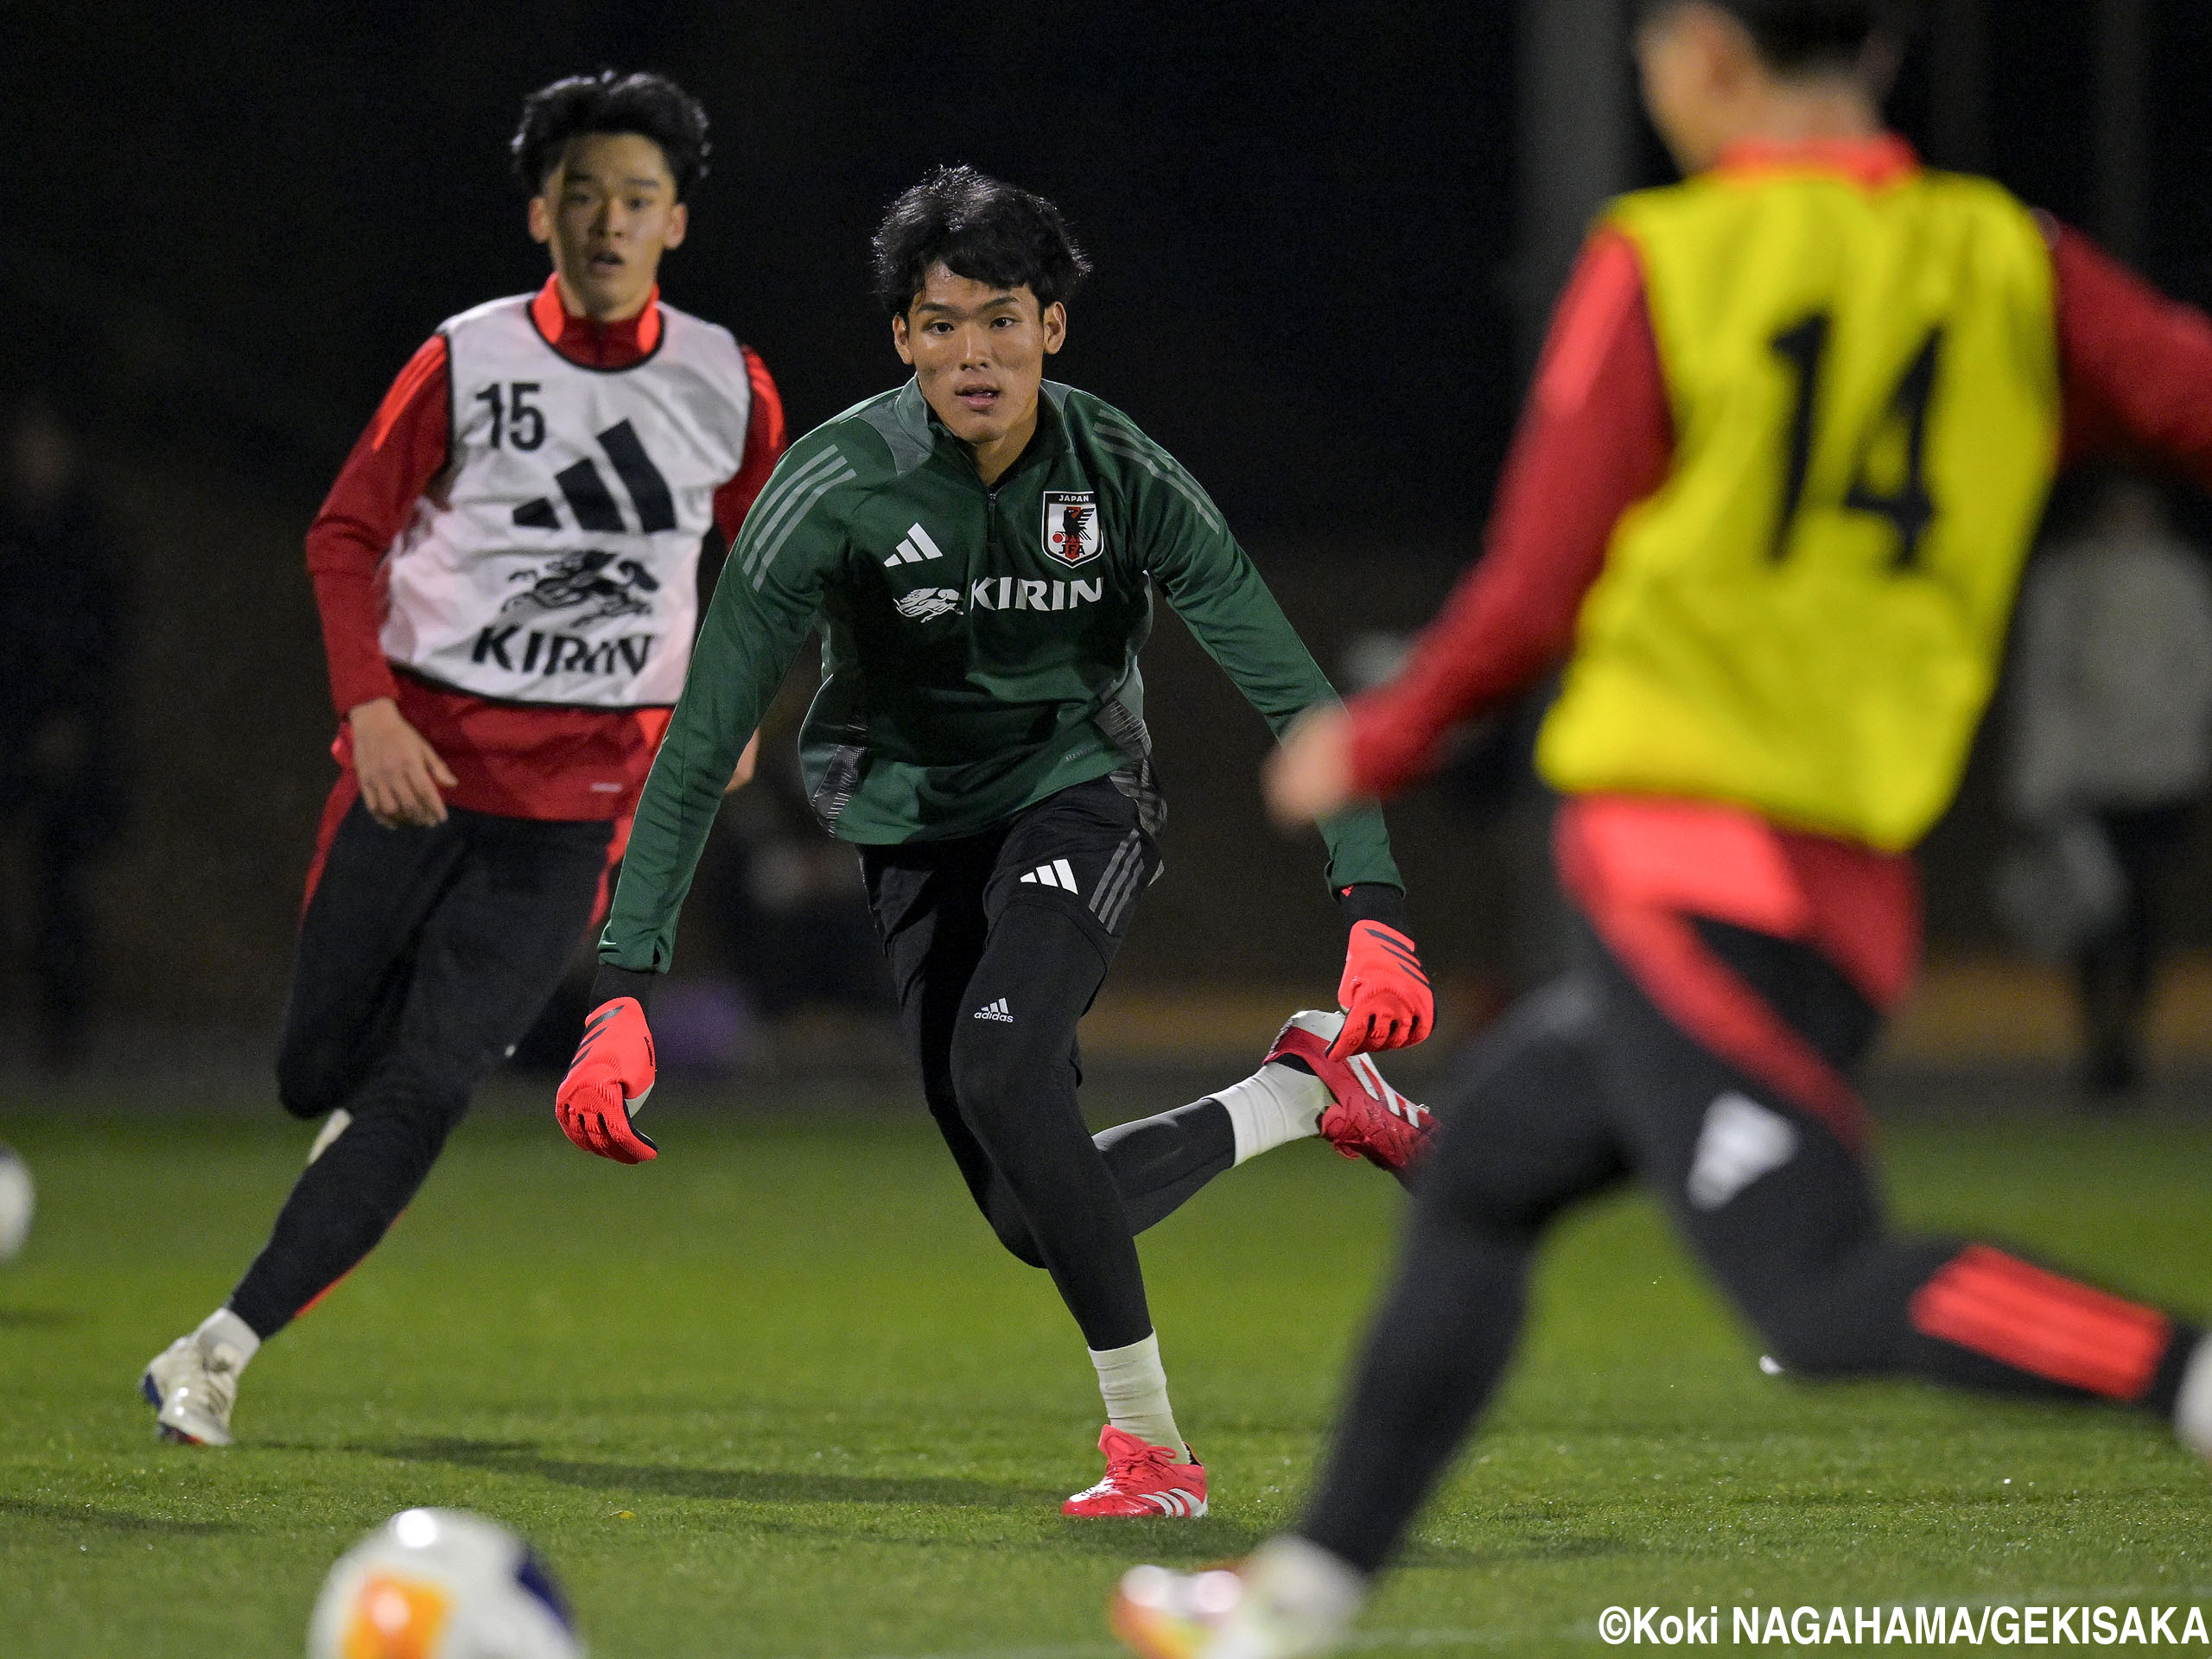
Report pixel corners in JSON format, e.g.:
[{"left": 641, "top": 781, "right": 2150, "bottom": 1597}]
[{"left": 379, "top": 293, "right": 753, "bottom": 708}]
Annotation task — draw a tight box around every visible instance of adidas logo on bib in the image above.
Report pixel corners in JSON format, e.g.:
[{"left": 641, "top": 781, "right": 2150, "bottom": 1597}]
[
  {"left": 972, "top": 998, "right": 1014, "bottom": 1023},
  {"left": 510, "top": 419, "right": 678, "bottom": 534}
]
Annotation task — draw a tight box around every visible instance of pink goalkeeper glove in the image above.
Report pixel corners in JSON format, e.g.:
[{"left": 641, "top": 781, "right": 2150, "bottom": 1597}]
[
  {"left": 555, "top": 997, "right": 658, "bottom": 1164},
  {"left": 1332, "top": 921, "right": 1433, "bottom": 1058}
]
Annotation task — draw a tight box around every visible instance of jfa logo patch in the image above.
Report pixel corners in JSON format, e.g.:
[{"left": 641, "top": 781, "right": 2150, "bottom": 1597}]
[{"left": 1042, "top": 492, "right": 1102, "bottom": 569}]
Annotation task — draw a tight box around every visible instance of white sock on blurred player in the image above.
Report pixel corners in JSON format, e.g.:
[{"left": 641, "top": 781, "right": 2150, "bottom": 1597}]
[
  {"left": 2175, "top": 1332, "right": 2212, "bottom": 1459},
  {"left": 1090, "top": 1331, "right": 1184, "bottom": 1452},
  {"left": 1226, "top": 1535, "right": 1370, "bottom": 1655},
  {"left": 196, "top": 1307, "right": 261, "bottom": 1371}
]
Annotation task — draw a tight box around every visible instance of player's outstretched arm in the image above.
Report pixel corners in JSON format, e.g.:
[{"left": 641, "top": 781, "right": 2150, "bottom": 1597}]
[
  {"left": 2047, "top": 219, "right": 2212, "bottom": 488},
  {"left": 1264, "top": 710, "right": 1436, "bottom": 1051},
  {"left": 557, "top": 438, "right": 848, "bottom": 1159},
  {"left": 1110, "top": 416, "right": 1428, "bottom": 1052},
  {"left": 1267, "top": 704, "right": 1358, "bottom": 826}
]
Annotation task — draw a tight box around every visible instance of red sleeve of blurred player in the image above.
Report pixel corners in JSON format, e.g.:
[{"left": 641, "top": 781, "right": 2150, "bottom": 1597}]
[
  {"left": 2048, "top": 219, "right": 2212, "bottom": 487},
  {"left": 711, "top": 346, "right": 787, "bottom": 543},
  {"left": 1344, "top": 230, "right": 1675, "bottom": 798},
  {"left": 304, "top": 334, "right": 450, "bottom": 715}
]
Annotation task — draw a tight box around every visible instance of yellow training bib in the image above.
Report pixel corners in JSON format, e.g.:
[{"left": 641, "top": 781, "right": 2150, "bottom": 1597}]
[{"left": 1536, "top": 160, "right": 2061, "bottom": 851}]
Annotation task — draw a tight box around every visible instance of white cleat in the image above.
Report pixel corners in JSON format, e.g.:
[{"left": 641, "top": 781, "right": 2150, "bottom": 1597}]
[
  {"left": 140, "top": 1334, "right": 243, "bottom": 1446},
  {"left": 1111, "top": 1537, "right": 1367, "bottom": 1659}
]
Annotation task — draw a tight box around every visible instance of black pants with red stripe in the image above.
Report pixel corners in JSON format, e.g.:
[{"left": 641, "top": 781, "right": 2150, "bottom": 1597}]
[
  {"left": 1297, "top": 913, "right": 2202, "bottom": 1576},
  {"left": 226, "top": 800, "right": 611, "bottom": 1339}
]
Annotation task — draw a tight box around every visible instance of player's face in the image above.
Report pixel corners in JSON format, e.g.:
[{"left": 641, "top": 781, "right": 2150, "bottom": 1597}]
[
  {"left": 893, "top": 265, "right": 1066, "bottom": 464},
  {"left": 528, "top": 132, "right": 688, "bottom": 322}
]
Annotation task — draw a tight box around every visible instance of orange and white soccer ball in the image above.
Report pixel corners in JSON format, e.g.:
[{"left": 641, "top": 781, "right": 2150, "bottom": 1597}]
[{"left": 308, "top": 1510, "right": 582, "bottom": 1659}]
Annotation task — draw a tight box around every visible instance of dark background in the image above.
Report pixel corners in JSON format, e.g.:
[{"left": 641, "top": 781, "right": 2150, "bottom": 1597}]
[{"left": 3, "top": 1, "right": 2209, "bottom": 1039}]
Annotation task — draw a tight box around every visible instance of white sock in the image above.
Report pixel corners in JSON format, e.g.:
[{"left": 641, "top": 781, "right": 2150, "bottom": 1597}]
[
  {"left": 196, "top": 1307, "right": 260, "bottom": 1370},
  {"left": 1090, "top": 1331, "right": 1184, "bottom": 1453},
  {"left": 2175, "top": 1332, "right": 2212, "bottom": 1459},
  {"left": 1228, "top": 1535, "right": 1370, "bottom": 1647},
  {"left": 1214, "top": 1063, "right": 1330, "bottom": 1166}
]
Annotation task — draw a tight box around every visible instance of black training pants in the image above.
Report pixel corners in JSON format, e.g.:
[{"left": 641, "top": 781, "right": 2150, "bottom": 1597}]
[
  {"left": 226, "top": 800, "right": 611, "bottom": 1338},
  {"left": 1300, "top": 916, "right": 2199, "bottom": 1575},
  {"left": 862, "top": 776, "right": 1228, "bottom": 1353}
]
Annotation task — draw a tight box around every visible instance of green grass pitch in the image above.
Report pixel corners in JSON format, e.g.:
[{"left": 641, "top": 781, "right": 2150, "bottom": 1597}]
[{"left": 3, "top": 1080, "right": 2210, "bottom": 1656}]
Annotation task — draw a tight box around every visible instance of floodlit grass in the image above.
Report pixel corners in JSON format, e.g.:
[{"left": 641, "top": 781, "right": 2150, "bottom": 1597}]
[{"left": 3, "top": 1084, "right": 2210, "bottom": 1656}]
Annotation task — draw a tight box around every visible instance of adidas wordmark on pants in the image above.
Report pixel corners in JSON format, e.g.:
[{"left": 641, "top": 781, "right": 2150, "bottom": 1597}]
[{"left": 974, "top": 998, "right": 1014, "bottom": 1023}]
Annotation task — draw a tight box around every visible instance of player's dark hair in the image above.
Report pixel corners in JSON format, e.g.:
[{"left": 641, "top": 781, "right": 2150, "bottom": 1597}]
[
  {"left": 871, "top": 165, "right": 1091, "bottom": 318},
  {"left": 510, "top": 71, "right": 710, "bottom": 199},
  {"left": 1637, "top": 0, "right": 1915, "bottom": 73}
]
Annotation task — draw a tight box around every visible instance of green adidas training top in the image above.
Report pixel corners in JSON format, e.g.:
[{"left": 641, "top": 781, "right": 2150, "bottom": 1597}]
[{"left": 601, "top": 377, "right": 1402, "bottom": 974}]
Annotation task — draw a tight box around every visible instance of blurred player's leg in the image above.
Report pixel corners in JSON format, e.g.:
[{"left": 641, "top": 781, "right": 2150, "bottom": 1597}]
[
  {"left": 1122, "top": 914, "right": 2212, "bottom": 1646},
  {"left": 1298, "top": 980, "right": 1626, "bottom": 1569},
  {"left": 2075, "top": 804, "right": 2190, "bottom": 1097},
  {"left": 144, "top": 806, "right": 609, "bottom": 1444},
  {"left": 1587, "top": 915, "right": 2207, "bottom": 1411},
  {"left": 1115, "top": 979, "right": 1624, "bottom": 1646},
  {"left": 1278, "top": 914, "right": 2203, "bottom": 1584}
]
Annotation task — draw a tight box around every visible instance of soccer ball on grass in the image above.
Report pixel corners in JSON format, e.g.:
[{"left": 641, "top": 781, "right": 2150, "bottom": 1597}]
[
  {"left": 308, "top": 1509, "right": 582, "bottom": 1659},
  {"left": 0, "top": 1145, "right": 32, "bottom": 1263}
]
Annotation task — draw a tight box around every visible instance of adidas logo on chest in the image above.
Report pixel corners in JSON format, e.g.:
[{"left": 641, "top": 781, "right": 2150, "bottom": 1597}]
[
  {"left": 878, "top": 520, "right": 1112, "bottom": 618},
  {"left": 882, "top": 521, "right": 947, "bottom": 568}
]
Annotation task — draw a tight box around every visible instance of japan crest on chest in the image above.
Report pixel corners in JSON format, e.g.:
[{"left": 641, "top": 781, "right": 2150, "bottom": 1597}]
[{"left": 1042, "top": 492, "right": 1102, "bottom": 569}]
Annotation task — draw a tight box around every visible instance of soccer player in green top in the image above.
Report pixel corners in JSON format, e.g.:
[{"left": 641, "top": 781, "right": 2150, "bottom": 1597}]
[{"left": 555, "top": 166, "right": 1437, "bottom": 1516}]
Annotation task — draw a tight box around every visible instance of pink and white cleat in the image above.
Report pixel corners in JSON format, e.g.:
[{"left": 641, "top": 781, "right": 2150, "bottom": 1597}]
[
  {"left": 1065, "top": 1425, "right": 1209, "bottom": 1517},
  {"left": 1264, "top": 1011, "right": 1433, "bottom": 1184}
]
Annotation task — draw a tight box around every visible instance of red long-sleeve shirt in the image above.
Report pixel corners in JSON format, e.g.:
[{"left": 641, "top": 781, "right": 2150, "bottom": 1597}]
[
  {"left": 306, "top": 275, "right": 787, "bottom": 821},
  {"left": 1344, "top": 146, "right": 2212, "bottom": 806}
]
